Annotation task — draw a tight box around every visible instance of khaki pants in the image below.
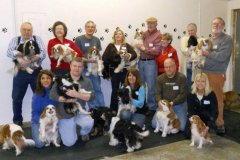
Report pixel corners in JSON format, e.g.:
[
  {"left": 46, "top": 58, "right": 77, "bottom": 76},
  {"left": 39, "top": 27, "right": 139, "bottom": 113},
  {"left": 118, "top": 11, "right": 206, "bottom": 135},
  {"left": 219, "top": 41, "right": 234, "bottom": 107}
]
[{"left": 206, "top": 73, "right": 226, "bottom": 125}]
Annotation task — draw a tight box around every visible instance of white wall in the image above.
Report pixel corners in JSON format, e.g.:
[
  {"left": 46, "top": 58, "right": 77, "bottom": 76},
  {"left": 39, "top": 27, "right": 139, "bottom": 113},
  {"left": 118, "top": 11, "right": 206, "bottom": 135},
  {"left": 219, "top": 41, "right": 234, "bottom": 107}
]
[{"left": 0, "top": 0, "right": 230, "bottom": 124}]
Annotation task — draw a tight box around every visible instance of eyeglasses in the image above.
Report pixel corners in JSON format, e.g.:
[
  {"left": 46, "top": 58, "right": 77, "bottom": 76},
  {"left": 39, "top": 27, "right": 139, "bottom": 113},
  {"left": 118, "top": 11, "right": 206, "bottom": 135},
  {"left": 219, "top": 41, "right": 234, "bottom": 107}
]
[{"left": 164, "top": 65, "right": 174, "bottom": 69}]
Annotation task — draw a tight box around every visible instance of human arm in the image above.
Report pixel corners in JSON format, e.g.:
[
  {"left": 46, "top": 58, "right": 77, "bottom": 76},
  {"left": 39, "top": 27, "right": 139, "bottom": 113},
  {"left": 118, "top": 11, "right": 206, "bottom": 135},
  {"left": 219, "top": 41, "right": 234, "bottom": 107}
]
[
  {"left": 131, "top": 86, "right": 145, "bottom": 108},
  {"left": 172, "top": 74, "right": 188, "bottom": 105}
]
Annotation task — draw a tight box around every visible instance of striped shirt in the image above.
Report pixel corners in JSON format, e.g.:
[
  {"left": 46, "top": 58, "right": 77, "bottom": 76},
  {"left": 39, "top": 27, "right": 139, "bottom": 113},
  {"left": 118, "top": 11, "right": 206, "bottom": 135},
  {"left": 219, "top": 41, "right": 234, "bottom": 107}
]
[{"left": 7, "top": 35, "right": 46, "bottom": 67}]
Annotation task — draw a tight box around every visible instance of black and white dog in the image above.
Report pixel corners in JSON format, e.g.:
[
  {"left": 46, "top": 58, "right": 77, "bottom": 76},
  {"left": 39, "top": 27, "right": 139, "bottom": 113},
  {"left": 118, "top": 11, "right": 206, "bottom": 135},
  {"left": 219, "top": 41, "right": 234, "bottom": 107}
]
[
  {"left": 90, "top": 107, "right": 115, "bottom": 136},
  {"left": 54, "top": 76, "right": 91, "bottom": 114},
  {"left": 108, "top": 116, "right": 149, "bottom": 152},
  {"left": 117, "top": 86, "right": 136, "bottom": 116},
  {"left": 14, "top": 40, "right": 40, "bottom": 75}
]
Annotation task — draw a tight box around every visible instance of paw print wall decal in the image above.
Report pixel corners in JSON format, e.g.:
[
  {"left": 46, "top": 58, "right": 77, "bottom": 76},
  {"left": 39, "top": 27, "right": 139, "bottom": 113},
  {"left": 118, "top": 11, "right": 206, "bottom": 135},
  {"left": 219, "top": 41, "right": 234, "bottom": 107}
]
[
  {"left": 2, "top": 27, "right": 7, "bottom": 33},
  {"left": 136, "top": 28, "right": 139, "bottom": 32},
  {"left": 183, "top": 31, "right": 186, "bottom": 35},
  {"left": 209, "top": 34, "right": 212, "bottom": 38},
  {"left": 141, "top": 23, "right": 145, "bottom": 27},
  {"left": 177, "top": 36, "right": 181, "bottom": 39},
  {"left": 116, "top": 27, "right": 120, "bottom": 30},
  {"left": 164, "top": 24, "right": 167, "bottom": 28},
  {"left": 78, "top": 28, "right": 82, "bottom": 33},
  {"left": 173, "top": 28, "right": 177, "bottom": 32},
  {"left": 128, "top": 25, "right": 132, "bottom": 29},
  {"left": 124, "top": 33, "right": 128, "bottom": 37},
  {"left": 100, "top": 36, "right": 104, "bottom": 41},
  {"left": 48, "top": 27, "right": 52, "bottom": 32},
  {"left": 73, "top": 37, "right": 76, "bottom": 41},
  {"left": 105, "top": 28, "right": 109, "bottom": 33}
]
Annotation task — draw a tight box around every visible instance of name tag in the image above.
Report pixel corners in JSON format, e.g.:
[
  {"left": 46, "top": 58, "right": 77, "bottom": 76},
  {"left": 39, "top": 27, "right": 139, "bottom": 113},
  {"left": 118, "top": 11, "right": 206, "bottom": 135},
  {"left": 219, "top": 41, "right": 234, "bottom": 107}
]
[
  {"left": 121, "top": 46, "right": 126, "bottom": 50},
  {"left": 204, "top": 100, "right": 210, "bottom": 105},
  {"left": 168, "top": 53, "right": 172, "bottom": 57},
  {"left": 149, "top": 43, "right": 153, "bottom": 47},
  {"left": 173, "top": 86, "right": 179, "bottom": 90},
  {"left": 85, "top": 43, "right": 90, "bottom": 47},
  {"left": 135, "top": 91, "right": 139, "bottom": 95},
  {"left": 213, "top": 45, "right": 217, "bottom": 50}
]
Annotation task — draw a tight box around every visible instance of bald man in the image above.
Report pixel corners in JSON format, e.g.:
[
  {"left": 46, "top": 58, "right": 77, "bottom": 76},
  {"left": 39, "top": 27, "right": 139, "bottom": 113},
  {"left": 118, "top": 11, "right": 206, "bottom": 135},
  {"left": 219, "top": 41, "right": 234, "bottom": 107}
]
[
  {"left": 152, "top": 58, "right": 188, "bottom": 131},
  {"left": 7, "top": 22, "right": 46, "bottom": 126}
]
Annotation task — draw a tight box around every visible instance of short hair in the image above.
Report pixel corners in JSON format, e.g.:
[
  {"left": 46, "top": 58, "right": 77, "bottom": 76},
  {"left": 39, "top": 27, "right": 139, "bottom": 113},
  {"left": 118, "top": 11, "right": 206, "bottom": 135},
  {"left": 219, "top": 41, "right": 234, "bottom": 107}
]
[
  {"left": 70, "top": 57, "right": 83, "bottom": 64},
  {"left": 214, "top": 17, "right": 225, "bottom": 26},
  {"left": 187, "top": 23, "right": 197, "bottom": 29},
  {"left": 124, "top": 68, "right": 142, "bottom": 90},
  {"left": 20, "top": 22, "right": 33, "bottom": 31},
  {"left": 112, "top": 29, "right": 126, "bottom": 44},
  {"left": 85, "top": 20, "right": 96, "bottom": 28},
  {"left": 52, "top": 21, "right": 68, "bottom": 38},
  {"left": 35, "top": 70, "right": 55, "bottom": 96},
  {"left": 164, "top": 57, "right": 176, "bottom": 66},
  {"left": 191, "top": 73, "right": 212, "bottom": 96},
  {"left": 162, "top": 32, "right": 173, "bottom": 44}
]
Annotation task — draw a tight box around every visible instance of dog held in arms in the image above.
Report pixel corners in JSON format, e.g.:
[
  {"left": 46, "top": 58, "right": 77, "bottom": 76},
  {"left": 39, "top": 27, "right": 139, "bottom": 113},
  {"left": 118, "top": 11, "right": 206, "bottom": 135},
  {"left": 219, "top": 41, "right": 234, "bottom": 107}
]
[
  {"left": 189, "top": 115, "right": 213, "bottom": 149},
  {"left": 85, "top": 45, "right": 104, "bottom": 77},
  {"left": 39, "top": 105, "right": 60, "bottom": 147},
  {"left": 0, "top": 124, "right": 35, "bottom": 156},
  {"left": 14, "top": 40, "right": 40, "bottom": 75},
  {"left": 54, "top": 76, "right": 91, "bottom": 114},
  {"left": 154, "top": 100, "right": 180, "bottom": 137},
  {"left": 51, "top": 44, "right": 77, "bottom": 67},
  {"left": 131, "top": 30, "right": 145, "bottom": 67},
  {"left": 108, "top": 116, "right": 149, "bottom": 152}
]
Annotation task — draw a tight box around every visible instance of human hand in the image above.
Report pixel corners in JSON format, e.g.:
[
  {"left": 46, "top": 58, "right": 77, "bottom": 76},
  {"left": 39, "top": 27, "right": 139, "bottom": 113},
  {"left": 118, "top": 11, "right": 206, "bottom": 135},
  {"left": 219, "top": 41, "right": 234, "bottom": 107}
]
[
  {"left": 124, "top": 53, "right": 131, "bottom": 62},
  {"left": 19, "top": 59, "right": 31, "bottom": 68},
  {"left": 66, "top": 88, "right": 79, "bottom": 98},
  {"left": 201, "top": 49, "right": 209, "bottom": 57}
]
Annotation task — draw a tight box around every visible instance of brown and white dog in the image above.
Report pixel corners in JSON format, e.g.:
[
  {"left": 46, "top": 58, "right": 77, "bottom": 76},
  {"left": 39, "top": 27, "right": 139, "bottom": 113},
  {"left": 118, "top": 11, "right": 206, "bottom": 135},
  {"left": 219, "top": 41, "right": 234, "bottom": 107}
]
[
  {"left": 0, "top": 124, "right": 35, "bottom": 156},
  {"left": 196, "top": 38, "right": 213, "bottom": 68},
  {"left": 86, "top": 46, "right": 104, "bottom": 77},
  {"left": 51, "top": 44, "right": 77, "bottom": 67},
  {"left": 131, "top": 30, "right": 145, "bottom": 67},
  {"left": 189, "top": 115, "right": 213, "bottom": 149},
  {"left": 154, "top": 100, "right": 180, "bottom": 137},
  {"left": 223, "top": 91, "right": 240, "bottom": 110},
  {"left": 39, "top": 105, "right": 60, "bottom": 147}
]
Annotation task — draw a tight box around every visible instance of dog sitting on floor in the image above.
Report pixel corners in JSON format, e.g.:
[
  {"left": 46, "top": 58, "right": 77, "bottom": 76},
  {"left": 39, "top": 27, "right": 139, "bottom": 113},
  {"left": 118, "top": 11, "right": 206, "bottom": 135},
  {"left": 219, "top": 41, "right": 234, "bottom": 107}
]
[
  {"left": 14, "top": 40, "right": 40, "bottom": 75},
  {"left": 39, "top": 105, "right": 60, "bottom": 147},
  {"left": 223, "top": 91, "right": 240, "bottom": 110},
  {"left": 117, "top": 86, "right": 136, "bottom": 116},
  {"left": 54, "top": 76, "right": 91, "bottom": 114},
  {"left": 189, "top": 115, "right": 213, "bottom": 149},
  {"left": 51, "top": 44, "right": 77, "bottom": 67},
  {"left": 108, "top": 116, "right": 149, "bottom": 152},
  {"left": 154, "top": 100, "right": 180, "bottom": 137},
  {"left": 85, "top": 46, "right": 104, "bottom": 77},
  {"left": 90, "top": 107, "right": 115, "bottom": 136},
  {"left": 0, "top": 124, "right": 35, "bottom": 156}
]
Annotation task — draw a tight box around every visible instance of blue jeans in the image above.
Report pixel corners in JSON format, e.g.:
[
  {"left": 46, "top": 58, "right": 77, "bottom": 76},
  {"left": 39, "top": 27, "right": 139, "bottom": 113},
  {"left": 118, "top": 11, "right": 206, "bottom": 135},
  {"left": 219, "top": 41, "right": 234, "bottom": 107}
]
[
  {"left": 12, "top": 68, "right": 41, "bottom": 125},
  {"left": 186, "top": 62, "right": 193, "bottom": 90},
  {"left": 138, "top": 60, "right": 157, "bottom": 110},
  {"left": 83, "top": 68, "right": 105, "bottom": 108},
  {"left": 58, "top": 114, "right": 94, "bottom": 147},
  {"left": 152, "top": 102, "right": 188, "bottom": 131},
  {"left": 31, "top": 123, "right": 45, "bottom": 148},
  {"left": 120, "top": 110, "right": 146, "bottom": 128}
]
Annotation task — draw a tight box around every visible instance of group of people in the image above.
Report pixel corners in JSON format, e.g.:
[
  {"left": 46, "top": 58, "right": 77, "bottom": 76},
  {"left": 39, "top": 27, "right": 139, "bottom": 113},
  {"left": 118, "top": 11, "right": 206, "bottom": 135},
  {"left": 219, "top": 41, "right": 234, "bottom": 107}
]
[{"left": 6, "top": 16, "right": 232, "bottom": 148}]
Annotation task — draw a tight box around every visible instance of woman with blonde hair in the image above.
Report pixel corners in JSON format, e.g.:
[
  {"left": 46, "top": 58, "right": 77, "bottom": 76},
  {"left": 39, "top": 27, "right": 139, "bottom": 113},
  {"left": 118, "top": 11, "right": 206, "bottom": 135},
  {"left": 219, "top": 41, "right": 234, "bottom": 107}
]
[
  {"left": 102, "top": 29, "right": 137, "bottom": 112},
  {"left": 184, "top": 73, "right": 218, "bottom": 138}
]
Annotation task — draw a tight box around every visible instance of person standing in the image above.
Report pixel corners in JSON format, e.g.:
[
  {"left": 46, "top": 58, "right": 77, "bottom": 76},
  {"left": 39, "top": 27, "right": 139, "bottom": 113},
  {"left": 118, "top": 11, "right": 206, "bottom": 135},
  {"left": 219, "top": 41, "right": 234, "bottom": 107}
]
[
  {"left": 47, "top": 21, "right": 83, "bottom": 76},
  {"left": 102, "top": 29, "right": 137, "bottom": 112},
  {"left": 202, "top": 17, "right": 232, "bottom": 134},
  {"left": 155, "top": 32, "right": 179, "bottom": 75},
  {"left": 180, "top": 23, "right": 202, "bottom": 87},
  {"left": 136, "top": 17, "right": 161, "bottom": 115},
  {"left": 7, "top": 22, "right": 46, "bottom": 126},
  {"left": 50, "top": 57, "right": 94, "bottom": 146},
  {"left": 75, "top": 20, "right": 105, "bottom": 108}
]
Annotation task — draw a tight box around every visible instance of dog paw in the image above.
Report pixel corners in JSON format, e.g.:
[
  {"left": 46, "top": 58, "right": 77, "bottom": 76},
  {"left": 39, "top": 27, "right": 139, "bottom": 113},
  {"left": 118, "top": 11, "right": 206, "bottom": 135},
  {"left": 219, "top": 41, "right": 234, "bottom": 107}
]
[
  {"left": 55, "top": 143, "right": 61, "bottom": 147},
  {"left": 109, "top": 139, "right": 119, "bottom": 146},
  {"left": 2, "top": 145, "right": 10, "bottom": 150},
  {"left": 161, "top": 133, "right": 167, "bottom": 137},
  {"left": 114, "top": 68, "right": 120, "bottom": 73},
  {"left": 154, "top": 129, "right": 159, "bottom": 133},
  {"left": 189, "top": 143, "right": 194, "bottom": 147},
  {"left": 134, "top": 142, "right": 142, "bottom": 149},
  {"left": 197, "top": 145, "right": 202, "bottom": 149},
  {"left": 127, "top": 147, "right": 134, "bottom": 152},
  {"left": 45, "top": 143, "right": 50, "bottom": 147},
  {"left": 16, "top": 150, "right": 22, "bottom": 156}
]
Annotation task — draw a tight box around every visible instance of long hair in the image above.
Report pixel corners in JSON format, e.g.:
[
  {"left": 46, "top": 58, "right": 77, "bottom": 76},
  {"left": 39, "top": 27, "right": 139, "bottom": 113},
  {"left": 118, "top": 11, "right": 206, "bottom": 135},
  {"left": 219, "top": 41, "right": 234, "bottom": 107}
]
[
  {"left": 191, "top": 73, "right": 212, "bottom": 96},
  {"left": 35, "top": 70, "right": 55, "bottom": 96},
  {"left": 112, "top": 29, "right": 126, "bottom": 44},
  {"left": 124, "top": 68, "right": 142, "bottom": 90}
]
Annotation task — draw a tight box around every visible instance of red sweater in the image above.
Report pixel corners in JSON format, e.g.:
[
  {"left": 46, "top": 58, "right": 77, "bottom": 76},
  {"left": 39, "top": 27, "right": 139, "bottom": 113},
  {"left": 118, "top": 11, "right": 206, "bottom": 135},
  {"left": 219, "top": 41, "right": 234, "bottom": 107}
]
[
  {"left": 155, "top": 44, "right": 179, "bottom": 74},
  {"left": 47, "top": 38, "right": 83, "bottom": 70}
]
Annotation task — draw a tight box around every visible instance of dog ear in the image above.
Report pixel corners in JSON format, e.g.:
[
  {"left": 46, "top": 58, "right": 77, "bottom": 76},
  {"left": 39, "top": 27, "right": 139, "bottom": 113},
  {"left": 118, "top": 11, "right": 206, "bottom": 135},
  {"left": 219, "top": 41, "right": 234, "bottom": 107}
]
[
  {"left": 55, "top": 107, "right": 60, "bottom": 119},
  {"left": 40, "top": 107, "right": 48, "bottom": 119},
  {"left": 58, "top": 46, "right": 64, "bottom": 55}
]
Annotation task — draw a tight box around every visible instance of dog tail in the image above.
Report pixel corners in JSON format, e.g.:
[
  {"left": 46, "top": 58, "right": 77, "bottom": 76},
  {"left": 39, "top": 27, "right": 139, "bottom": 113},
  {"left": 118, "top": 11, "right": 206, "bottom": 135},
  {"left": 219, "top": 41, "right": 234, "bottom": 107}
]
[
  {"left": 136, "top": 130, "right": 150, "bottom": 137},
  {"left": 23, "top": 138, "right": 35, "bottom": 147}
]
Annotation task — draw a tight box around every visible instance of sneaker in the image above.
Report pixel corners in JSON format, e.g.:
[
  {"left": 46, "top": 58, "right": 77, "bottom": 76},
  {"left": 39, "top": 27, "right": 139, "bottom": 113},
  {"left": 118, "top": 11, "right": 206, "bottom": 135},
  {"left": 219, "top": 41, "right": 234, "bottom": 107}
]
[
  {"left": 216, "top": 125, "right": 225, "bottom": 135},
  {"left": 81, "top": 135, "right": 90, "bottom": 142}
]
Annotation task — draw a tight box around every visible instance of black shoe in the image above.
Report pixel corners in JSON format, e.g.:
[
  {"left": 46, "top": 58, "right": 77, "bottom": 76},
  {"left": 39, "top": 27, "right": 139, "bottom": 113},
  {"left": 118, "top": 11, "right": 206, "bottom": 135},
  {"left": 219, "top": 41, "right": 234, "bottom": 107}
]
[{"left": 216, "top": 125, "right": 226, "bottom": 135}]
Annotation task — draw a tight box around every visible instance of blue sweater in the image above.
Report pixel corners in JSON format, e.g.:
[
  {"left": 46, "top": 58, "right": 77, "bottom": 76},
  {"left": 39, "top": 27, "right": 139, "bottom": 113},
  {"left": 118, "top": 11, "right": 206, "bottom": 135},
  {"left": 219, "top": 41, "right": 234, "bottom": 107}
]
[{"left": 31, "top": 88, "right": 58, "bottom": 124}]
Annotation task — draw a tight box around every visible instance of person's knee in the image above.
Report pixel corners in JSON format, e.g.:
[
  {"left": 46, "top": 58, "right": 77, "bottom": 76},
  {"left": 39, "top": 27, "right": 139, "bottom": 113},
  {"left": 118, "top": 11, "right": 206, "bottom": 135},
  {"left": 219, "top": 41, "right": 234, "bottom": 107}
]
[
  {"left": 62, "top": 139, "right": 76, "bottom": 147},
  {"left": 120, "top": 110, "right": 132, "bottom": 122},
  {"left": 35, "top": 141, "right": 45, "bottom": 148}
]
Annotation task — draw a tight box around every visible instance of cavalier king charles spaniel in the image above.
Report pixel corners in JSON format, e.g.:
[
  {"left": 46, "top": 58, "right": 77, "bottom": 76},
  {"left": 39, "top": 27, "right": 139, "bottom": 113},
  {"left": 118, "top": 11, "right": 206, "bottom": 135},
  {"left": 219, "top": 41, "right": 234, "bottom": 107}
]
[
  {"left": 189, "top": 115, "right": 213, "bottom": 149},
  {"left": 154, "top": 100, "right": 180, "bottom": 137},
  {"left": 0, "top": 124, "right": 35, "bottom": 156},
  {"left": 86, "top": 46, "right": 104, "bottom": 77},
  {"left": 51, "top": 44, "right": 77, "bottom": 67}
]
